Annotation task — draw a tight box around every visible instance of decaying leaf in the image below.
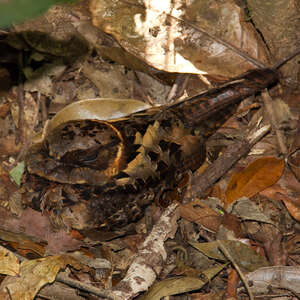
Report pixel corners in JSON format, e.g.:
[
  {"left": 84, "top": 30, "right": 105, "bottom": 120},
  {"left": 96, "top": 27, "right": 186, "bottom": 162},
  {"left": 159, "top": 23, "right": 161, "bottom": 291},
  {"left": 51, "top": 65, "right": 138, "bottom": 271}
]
[
  {"left": 258, "top": 170, "right": 300, "bottom": 222},
  {"left": 0, "top": 254, "right": 82, "bottom": 300},
  {"left": 190, "top": 240, "right": 269, "bottom": 272},
  {"left": 90, "top": 0, "right": 269, "bottom": 78},
  {"left": 0, "top": 246, "right": 19, "bottom": 276},
  {"left": 180, "top": 199, "right": 222, "bottom": 232},
  {"left": 0, "top": 207, "right": 82, "bottom": 254},
  {"left": 281, "top": 199, "right": 300, "bottom": 222},
  {"left": 225, "top": 157, "right": 284, "bottom": 204},
  {"left": 138, "top": 264, "right": 226, "bottom": 300},
  {"left": 230, "top": 197, "right": 276, "bottom": 226},
  {"left": 0, "top": 228, "right": 45, "bottom": 257}
]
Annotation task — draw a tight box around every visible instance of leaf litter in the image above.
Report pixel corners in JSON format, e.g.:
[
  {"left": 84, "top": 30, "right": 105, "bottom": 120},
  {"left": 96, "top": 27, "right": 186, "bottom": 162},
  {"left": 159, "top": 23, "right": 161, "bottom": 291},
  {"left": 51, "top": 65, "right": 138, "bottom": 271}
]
[{"left": 0, "top": 0, "right": 300, "bottom": 299}]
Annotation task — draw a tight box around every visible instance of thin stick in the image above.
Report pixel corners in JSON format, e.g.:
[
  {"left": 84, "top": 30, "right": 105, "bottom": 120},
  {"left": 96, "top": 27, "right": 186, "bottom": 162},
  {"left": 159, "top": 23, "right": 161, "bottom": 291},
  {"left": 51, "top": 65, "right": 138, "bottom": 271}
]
[
  {"left": 167, "top": 74, "right": 190, "bottom": 103},
  {"left": 185, "top": 124, "right": 270, "bottom": 199},
  {"left": 217, "top": 240, "right": 254, "bottom": 300},
  {"left": 57, "top": 272, "right": 122, "bottom": 300}
]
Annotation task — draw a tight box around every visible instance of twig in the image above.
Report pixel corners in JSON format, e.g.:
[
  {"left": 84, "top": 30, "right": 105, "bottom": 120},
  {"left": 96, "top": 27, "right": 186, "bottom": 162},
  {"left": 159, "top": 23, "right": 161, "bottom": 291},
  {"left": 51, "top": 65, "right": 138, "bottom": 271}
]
[
  {"left": 217, "top": 240, "right": 254, "bottom": 300},
  {"left": 186, "top": 124, "right": 271, "bottom": 199},
  {"left": 57, "top": 272, "right": 122, "bottom": 300},
  {"left": 166, "top": 74, "right": 190, "bottom": 103},
  {"left": 261, "top": 89, "right": 288, "bottom": 155}
]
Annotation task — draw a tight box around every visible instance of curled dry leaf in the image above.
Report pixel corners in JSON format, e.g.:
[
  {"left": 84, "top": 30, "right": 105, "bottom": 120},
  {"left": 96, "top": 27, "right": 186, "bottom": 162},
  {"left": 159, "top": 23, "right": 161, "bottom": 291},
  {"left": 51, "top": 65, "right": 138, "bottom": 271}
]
[
  {"left": 0, "top": 228, "right": 45, "bottom": 257},
  {"left": 281, "top": 199, "right": 300, "bottom": 222},
  {"left": 0, "top": 254, "right": 83, "bottom": 300},
  {"left": 34, "top": 98, "right": 151, "bottom": 144},
  {"left": 225, "top": 157, "right": 285, "bottom": 205},
  {"left": 0, "top": 246, "right": 19, "bottom": 276},
  {"left": 90, "top": 0, "right": 269, "bottom": 78}
]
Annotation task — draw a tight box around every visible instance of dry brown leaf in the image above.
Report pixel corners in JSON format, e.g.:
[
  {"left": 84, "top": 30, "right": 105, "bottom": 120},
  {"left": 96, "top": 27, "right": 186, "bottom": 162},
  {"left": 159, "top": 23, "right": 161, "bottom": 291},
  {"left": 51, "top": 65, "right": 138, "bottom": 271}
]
[
  {"left": 0, "top": 246, "right": 19, "bottom": 276},
  {"left": 90, "top": 0, "right": 269, "bottom": 78},
  {"left": 0, "top": 207, "right": 82, "bottom": 254},
  {"left": 0, "top": 102, "right": 10, "bottom": 118},
  {"left": 180, "top": 199, "right": 222, "bottom": 232},
  {"left": 259, "top": 171, "right": 300, "bottom": 222},
  {"left": 225, "top": 157, "right": 284, "bottom": 204},
  {"left": 0, "top": 229, "right": 45, "bottom": 257},
  {"left": 0, "top": 254, "right": 82, "bottom": 300},
  {"left": 282, "top": 199, "right": 300, "bottom": 222}
]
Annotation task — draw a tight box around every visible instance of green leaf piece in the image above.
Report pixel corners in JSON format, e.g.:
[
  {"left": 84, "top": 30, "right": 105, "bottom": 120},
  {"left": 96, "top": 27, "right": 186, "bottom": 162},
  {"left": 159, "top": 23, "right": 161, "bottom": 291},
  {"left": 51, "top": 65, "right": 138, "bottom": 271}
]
[{"left": 9, "top": 161, "right": 25, "bottom": 186}]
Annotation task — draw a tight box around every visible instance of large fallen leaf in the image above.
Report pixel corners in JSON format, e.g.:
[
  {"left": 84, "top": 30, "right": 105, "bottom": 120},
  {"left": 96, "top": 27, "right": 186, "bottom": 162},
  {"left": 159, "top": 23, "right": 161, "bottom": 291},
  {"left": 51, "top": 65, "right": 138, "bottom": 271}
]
[
  {"left": 138, "top": 264, "right": 226, "bottom": 300},
  {"left": 90, "top": 0, "right": 269, "bottom": 78},
  {"left": 0, "top": 246, "right": 19, "bottom": 276},
  {"left": 225, "top": 157, "right": 284, "bottom": 204},
  {"left": 0, "top": 254, "right": 82, "bottom": 300},
  {"left": 190, "top": 240, "right": 269, "bottom": 272},
  {"left": 33, "top": 98, "right": 151, "bottom": 144}
]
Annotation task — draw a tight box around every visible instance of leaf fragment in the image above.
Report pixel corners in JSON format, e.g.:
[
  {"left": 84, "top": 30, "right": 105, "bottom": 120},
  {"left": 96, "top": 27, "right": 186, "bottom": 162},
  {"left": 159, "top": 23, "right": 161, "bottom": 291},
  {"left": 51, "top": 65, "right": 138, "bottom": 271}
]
[{"left": 9, "top": 161, "right": 25, "bottom": 186}]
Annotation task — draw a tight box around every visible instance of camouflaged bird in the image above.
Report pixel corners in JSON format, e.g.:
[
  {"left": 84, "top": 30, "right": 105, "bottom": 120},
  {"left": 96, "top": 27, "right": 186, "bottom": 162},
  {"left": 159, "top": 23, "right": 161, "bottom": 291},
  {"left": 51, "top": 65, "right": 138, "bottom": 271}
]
[{"left": 24, "top": 69, "right": 278, "bottom": 230}]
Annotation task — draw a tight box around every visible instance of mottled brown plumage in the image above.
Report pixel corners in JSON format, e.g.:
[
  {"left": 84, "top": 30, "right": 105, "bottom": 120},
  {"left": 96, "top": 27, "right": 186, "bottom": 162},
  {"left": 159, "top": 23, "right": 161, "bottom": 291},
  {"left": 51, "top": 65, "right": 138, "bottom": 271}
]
[{"left": 24, "top": 68, "right": 278, "bottom": 230}]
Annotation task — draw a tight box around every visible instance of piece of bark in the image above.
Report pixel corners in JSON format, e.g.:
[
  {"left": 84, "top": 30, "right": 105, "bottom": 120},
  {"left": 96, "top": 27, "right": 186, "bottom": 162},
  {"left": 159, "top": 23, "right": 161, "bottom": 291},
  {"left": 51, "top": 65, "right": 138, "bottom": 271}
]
[{"left": 113, "top": 203, "right": 180, "bottom": 300}]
